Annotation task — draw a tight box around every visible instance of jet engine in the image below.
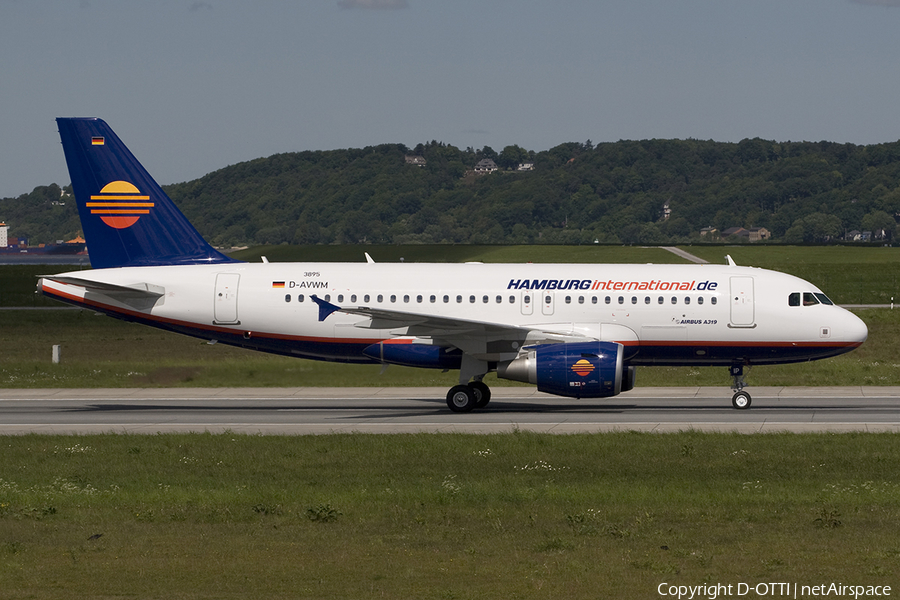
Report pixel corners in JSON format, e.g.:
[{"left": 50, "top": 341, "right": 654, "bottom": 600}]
[{"left": 496, "top": 341, "right": 626, "bottom": 398}]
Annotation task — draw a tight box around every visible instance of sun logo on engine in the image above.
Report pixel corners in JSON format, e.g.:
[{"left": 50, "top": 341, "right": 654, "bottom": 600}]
[
  {"left": 87, "top": 181, "right": 154, "bottom": 229},
  {"left": 571, "top": 359, "right": 595, "bottom": 377}
]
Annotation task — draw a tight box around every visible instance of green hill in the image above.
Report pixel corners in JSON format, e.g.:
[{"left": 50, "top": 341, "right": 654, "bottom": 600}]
[{"left": 3, "top": 138, "right": 900, "bottom": 246}]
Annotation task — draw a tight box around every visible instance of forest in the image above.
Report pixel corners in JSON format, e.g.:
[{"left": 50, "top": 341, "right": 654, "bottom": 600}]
[{"left": 2, "top": 137, "right": 899, "bottom": 247}]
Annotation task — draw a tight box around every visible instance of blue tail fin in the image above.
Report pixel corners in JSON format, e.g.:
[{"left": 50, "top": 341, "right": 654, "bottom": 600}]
[{"left": 57, "top": 117, "right": 238, "bottom": 269}]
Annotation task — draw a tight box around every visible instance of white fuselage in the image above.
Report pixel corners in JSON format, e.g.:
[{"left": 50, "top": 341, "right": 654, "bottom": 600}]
[{"left": 40, "top": 261, "right": 868, "bottom": 368}]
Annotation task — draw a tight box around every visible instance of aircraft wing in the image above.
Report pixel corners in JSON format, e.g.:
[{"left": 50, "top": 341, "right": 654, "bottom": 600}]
[{"left": 310, "top": 294, "right": 597, "bottom": 358}]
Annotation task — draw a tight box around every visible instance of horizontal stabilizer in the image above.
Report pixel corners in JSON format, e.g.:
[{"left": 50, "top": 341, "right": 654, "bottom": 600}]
[{"left": 41, "top": 276, "right": 165, "bottom": 297}]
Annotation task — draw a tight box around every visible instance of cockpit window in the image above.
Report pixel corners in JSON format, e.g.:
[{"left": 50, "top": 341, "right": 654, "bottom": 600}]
[
  {"left": 789, "top": 292, "right": 800, "bottom": 307},
  {"left": 814, "top": 293, "right": 834, "bottom": 306},
  {"left": 803, "top": 292, "right": 819, "bottom": 306}
]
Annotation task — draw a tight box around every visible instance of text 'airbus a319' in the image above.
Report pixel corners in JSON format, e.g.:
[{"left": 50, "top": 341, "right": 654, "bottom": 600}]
[{"left": 38, "top": 118, "right": 868, "bottom": 411}]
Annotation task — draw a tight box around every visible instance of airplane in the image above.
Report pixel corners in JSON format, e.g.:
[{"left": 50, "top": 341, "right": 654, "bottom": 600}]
[{"left": 39, "top": 118, "right": 868, "bottom": 412}]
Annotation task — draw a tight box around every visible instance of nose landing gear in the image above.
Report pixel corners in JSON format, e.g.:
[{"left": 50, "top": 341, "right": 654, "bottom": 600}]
[{"left": 730, "top": 364, "right": 751, "bottom": 409}]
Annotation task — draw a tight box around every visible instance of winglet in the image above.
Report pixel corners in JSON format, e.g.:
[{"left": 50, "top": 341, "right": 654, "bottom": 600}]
[
  {"left": 365, "top": 252, "right": 375, "bottom": 264},
  {"left": 310, "top": 294, "right": 342, "bottom": 321},
  {"left": 725, "top": 255, "right": 737, "bottom": 267}
]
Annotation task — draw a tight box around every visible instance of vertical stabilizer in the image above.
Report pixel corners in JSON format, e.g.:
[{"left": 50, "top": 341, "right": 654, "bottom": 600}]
[{"left": 57, "top": 117, "right": 238, "bottom": 268}]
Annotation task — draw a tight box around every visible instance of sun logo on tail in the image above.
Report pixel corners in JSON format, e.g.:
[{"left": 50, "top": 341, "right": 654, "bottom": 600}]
[{"left": 87, "top": 181, "right": 154, "bottom": 229}]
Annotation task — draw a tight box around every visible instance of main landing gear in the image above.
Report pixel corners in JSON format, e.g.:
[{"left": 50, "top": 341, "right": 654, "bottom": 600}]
[
  {"left": 446, "top": 381, "right": 491, "bottom": 413},
  {"left": 730, "top": 364, "right": 751, "bottom": 409}
]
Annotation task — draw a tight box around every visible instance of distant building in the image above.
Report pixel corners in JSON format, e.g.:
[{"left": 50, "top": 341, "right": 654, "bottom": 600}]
[
  {"left": 700, "top": 226, "right": 718, "bottom": 238},
  {"left": 0, "top": 222, "right": 6, "bottom": 248},
  {"left": 721, "top": 227, "right": 747, "bottom": 239},
  {"left": 747, "top": 227, "right": 770, "bottom": 241},
  {"left": 517, "top": 162, "right": 534, "bottom": 171},
  {"left": 474, "top": 158, "right": 498, "bottom": 174},
  {"left": 662, "top": 201, "right": 671, "bottom": 220},
  {"left": 722, "top": 226, "right": 770, "bottom": 242},
  {"left": 405, "top": 155, "right": 427, "bottom": 167}
]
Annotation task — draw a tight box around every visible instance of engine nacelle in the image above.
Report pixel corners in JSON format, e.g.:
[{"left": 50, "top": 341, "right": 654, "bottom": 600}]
[
  {"left": 496, "top": 341, "right": 625, "bottom": 398},
  {"left": 622, "top": 365, "right": 636, "bottom": 392}
]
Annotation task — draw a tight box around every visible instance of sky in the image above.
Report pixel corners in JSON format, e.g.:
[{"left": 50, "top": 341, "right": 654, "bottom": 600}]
[{"left": 1, "top": 0, "right": 899, "bottom": 199}]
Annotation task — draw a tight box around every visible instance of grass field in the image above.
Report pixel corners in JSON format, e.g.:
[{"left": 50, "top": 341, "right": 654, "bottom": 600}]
[
  {"left": 679, "top": 245, "right": 900, "bottom": 305},
  {"left": 1, "top": 432, "right": 899, "bottom": 598}
]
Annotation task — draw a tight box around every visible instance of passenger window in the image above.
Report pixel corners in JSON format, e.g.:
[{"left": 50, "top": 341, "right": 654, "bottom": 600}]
[
  {"left": 338, "top": 294, "right": 344, "bottom": 303},
  {"left": 508, "top": 295, "right": 515, "bottom": 303},
  {"left": 578, "top": 296, "right": 584, "bottom": 304},
  {"left": 789, "top": 292, "right": 800, "bottom": 307},
  {"left": 711, "top": 297, "right": 717, "bottom": 305},
  {"left": 364, "top": 294, "right": 370, "bottom": 303},
  {"left": 671, "top": 297, "right": 677, "bottom": 304},
  {"left": 456, "top": 295, "right": 462, "bottom": 303},
  {"left": 390, "top": 295, "right": 396, "bottom": 303},
  {"left": 644, "top": 296, "right": 650, "bottom": 304},
  {"left": 377, "top": 294, "right": 383, "bottom": 303},
  {"left": 469, "top": 295, "right": 476, "bottom": 303},
  {"left": 416, "top": 295, "right": 423, "bottom": 303},
  {"left": 443, "top": 295, "right": 449, "bottom": 303},
  {"left": 324, "top": 294, "right": 331, "bottom": 302},
  {"left": 592, "top": 296, "right": 598, "bottom": 304},
  {"left": 496, "top": 295, "right": 502, "bottom": 303},
  {"left": 351, "top": 294, "right": 357, "bottom": 303},
  {"left": 803, "top": 292, "right": 819, "bottom": 306},
  {"left": 631, "top": 296, "right": 637, "bottom": 304},
  {"left": 658, "top": 296, "right": 664, "bottom": 304},
  {"left": 482, "top": 295, "right": 489, "bottom": 303},
  {"left": 544, "top": 295, "right": 551, "bottom": 304},
  {"left": 698, "top": 296, "right": 704, "bottom": 305},
  {"left": 284, "top": 294, "right": 291, "bottom": 303},
  {"left": 403, "top": 295, "right": 409, "bottom": 303},
  {"left": 565, "top": 296, "right": 571, "bottom": 304},
  {"left": 684, "top": 297, "right": 690, "bottom": 305},
  {"left": 618, "top": 296, "right": 624, "bottom": 304},
  {"left": 524, "top": 295, "right": 531, "bottom": 304},
  {"left": 298, "top": 294, "right": 305, "bottom": 302},
  {"left": 429, "top": 295, "right": 435, "bottom": 303}
]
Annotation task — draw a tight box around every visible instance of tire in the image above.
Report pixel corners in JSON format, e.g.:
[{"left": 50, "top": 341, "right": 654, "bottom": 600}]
[
  {"left": 469, "top": 381, "right": 491, "bottom": 408},
  {"left": 732, "top": 391, "right": 751, "bottom": 410},
  {"left": 447, "top": 385, "right": 476, "bottom": 413}
]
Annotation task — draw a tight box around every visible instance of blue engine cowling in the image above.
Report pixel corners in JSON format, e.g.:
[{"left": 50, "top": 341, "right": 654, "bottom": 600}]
[{"left": 496, "top": 341, "right": 625, "bottom": 398}]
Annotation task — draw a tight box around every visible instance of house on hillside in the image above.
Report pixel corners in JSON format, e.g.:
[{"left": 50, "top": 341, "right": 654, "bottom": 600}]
[
  {"left": 517, "top": 162, "right": 534, "bottom": 171},
  {"left": 722, "top": 226, "right": 770, "bottom": 242},
  {"left": 405, "top": 156, "right": 427, "bottom": 167},
  {"left": 747, "top": 227, "right": 770, "bottom": 241},
  {"left": 474, "top": 158, "right": 498, "bottom": 174}
]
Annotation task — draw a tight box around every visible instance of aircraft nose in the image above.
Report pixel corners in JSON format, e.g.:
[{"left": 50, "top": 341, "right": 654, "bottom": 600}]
[{"left": 840, "top": 309, "right": 868, "bottom": 344}]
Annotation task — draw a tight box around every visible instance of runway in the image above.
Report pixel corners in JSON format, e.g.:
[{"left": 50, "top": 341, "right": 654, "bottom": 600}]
[{"left": 1, "top": 386, "right": 900, "bottom": 434}]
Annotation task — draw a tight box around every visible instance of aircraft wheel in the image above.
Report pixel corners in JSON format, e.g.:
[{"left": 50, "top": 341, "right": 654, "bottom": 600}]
[
  {"left": 470, "top": 381, "right": 491, "bottom": 408},
  {"left": 447, "top": 385, "right": 477, "bottom": 413},
  {"left": 732, "top": 391, "right": 752, "bottom": 410}
]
